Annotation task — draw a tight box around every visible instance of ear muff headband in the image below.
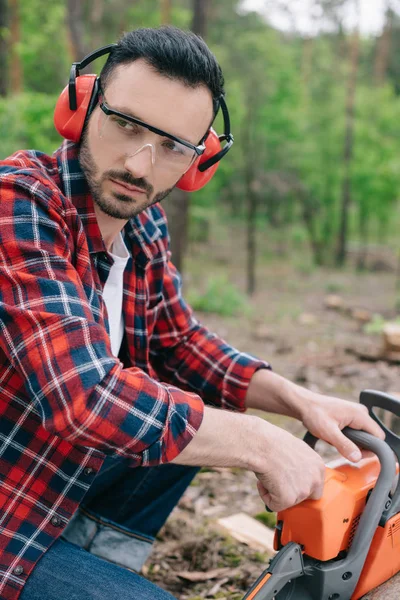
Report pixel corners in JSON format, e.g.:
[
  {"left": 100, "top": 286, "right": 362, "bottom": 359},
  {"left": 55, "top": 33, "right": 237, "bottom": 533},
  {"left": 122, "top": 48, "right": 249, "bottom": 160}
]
[
  {"left": 198, "top": 95, "right": 234, "bottom": 172},
  {"left": 55, "top": 43, "right": 234, "bottom": 192},
  {"left": 68, "top": 44, "right": 118, "bottom": 110}
]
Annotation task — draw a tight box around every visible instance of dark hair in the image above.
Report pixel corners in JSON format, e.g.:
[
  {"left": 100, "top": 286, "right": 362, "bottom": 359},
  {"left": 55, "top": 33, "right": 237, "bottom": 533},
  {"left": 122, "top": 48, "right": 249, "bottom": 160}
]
[{"left": 100, "top": 26, "right": 225, "bottom": 114}]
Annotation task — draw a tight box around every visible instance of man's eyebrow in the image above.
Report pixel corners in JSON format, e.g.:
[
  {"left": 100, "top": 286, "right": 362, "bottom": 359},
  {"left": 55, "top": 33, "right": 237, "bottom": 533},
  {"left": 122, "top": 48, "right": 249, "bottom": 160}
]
[
  {"left": 111, "top": 103, "right": 144, "bottom": 122},
  {"left": 109, "top": 102, "right": 200, "bottom": 145}
]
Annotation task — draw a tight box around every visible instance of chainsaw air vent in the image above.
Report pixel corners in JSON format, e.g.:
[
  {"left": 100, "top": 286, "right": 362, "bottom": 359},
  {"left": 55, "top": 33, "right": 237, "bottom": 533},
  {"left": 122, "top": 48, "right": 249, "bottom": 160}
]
[
  {"left": 387, "top": 516, "right": 400, "bottom": 537},
  {"left": 348, "top": 514, "right": 361, "bottom": 548}
]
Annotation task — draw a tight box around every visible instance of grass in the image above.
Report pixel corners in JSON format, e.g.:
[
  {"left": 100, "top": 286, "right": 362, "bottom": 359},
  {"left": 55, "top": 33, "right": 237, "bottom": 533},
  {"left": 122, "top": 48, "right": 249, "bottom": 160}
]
[
  {"left": 186, "top": 275, "right": 253, "bottom": 318},
  {"left": 254, "top": 511, "right": 277, "bottom": 529}
]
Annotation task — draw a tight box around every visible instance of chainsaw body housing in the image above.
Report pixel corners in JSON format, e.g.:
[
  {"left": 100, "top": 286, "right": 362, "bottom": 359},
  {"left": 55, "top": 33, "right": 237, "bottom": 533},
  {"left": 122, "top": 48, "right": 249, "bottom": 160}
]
[{"left": 275, "top": 455, "right": 400, "bottom": 599}]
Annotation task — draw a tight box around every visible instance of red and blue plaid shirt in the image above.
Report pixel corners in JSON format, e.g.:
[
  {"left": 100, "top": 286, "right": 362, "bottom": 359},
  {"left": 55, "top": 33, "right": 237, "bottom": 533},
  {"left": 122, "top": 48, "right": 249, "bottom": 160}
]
[{"left": 0, "top": 140, "right": 269, "bottom": 598}]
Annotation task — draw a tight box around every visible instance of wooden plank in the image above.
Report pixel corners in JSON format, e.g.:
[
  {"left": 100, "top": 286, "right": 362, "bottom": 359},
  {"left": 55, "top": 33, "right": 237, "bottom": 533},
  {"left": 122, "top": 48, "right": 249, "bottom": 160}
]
[{"left": 217, "top": 513, "right": 275, "bottom": 554}]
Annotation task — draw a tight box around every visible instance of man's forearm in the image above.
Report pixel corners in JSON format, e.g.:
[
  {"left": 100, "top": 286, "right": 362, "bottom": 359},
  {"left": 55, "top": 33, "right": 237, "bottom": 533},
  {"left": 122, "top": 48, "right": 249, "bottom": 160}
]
[
  {"left": 245, "top": 368, "right": 310, "bottom": 420},
  {"left": 171, "top": 406, "right": 269, "bottom": 473}
]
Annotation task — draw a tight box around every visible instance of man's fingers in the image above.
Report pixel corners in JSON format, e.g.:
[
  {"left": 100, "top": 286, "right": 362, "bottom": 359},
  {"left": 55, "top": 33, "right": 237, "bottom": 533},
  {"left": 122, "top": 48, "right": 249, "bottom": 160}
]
[
  {"left": 365, "top": 421, "right": 386, "bottom": 440},
  {"left": 327, "top": 426, "right": 362, "bottom": 462},
  {"left": 310, "top": 483, "right": 325, "bottom": 501},
  {"left": 350, "top": 404, "right": 386, "bottom": 440}
]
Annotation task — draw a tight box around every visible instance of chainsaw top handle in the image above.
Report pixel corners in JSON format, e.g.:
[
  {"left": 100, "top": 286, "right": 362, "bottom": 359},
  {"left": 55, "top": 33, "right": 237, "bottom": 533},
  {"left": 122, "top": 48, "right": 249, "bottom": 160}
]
[{"left": 360, "top": 390, "right": 400, "bottom": 522}]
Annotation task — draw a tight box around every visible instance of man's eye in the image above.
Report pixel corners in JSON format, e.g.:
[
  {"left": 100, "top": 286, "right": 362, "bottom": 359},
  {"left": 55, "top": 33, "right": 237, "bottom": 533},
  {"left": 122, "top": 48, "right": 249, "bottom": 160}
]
[
  {"left": 163, "top": 140, "right": 184, "bottom": 154},
  {"left": 114, "top": 118, "right": 139, "bottom": 133}
]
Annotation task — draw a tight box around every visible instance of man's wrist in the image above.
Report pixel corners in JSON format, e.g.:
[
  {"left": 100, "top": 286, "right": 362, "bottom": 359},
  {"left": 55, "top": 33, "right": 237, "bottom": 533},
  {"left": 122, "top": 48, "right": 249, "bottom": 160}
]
[{"left": 245, "top": 369, "right": 306, "bottom": 420}]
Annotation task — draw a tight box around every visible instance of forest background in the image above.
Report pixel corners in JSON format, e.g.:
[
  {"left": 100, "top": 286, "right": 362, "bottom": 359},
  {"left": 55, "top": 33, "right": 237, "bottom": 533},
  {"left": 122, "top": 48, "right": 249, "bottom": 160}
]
[{"left": 2, "top": 0, "right": 400, "bottom": 290}]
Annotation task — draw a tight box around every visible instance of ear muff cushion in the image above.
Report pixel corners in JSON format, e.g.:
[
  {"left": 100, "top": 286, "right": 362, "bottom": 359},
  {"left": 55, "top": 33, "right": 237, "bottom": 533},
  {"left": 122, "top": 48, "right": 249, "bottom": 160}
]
[
  {"left": 177, "top": 128, "right": 221, "bottom": 192},
  {"left": 54, "top": 74, "right": 98, "bottom": 143}
]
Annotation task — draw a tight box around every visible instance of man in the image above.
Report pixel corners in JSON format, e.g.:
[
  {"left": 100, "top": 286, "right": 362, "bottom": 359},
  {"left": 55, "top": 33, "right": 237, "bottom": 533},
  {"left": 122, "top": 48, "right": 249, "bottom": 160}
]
[{"left": 0, "top": 26, "right": 383, "bottom": 600}]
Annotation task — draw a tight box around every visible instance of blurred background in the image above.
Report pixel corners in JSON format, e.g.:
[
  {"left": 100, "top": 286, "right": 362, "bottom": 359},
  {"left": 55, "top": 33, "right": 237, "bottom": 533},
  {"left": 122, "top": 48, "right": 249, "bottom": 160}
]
[{"left": 1, "top": 0, "right": 400, "bottom": 395}]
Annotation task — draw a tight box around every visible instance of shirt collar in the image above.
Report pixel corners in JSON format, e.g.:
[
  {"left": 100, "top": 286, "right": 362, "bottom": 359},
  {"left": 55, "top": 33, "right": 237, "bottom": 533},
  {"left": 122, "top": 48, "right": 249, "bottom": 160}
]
[{"left": 55, "top": 140, "right": 163, "bottom": 261}]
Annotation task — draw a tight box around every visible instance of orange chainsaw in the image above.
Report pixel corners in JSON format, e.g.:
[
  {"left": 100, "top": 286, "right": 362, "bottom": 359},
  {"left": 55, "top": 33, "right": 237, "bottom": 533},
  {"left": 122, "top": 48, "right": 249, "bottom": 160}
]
[{"left": 244, "top": 389, "right": 400, "bottom": 600}]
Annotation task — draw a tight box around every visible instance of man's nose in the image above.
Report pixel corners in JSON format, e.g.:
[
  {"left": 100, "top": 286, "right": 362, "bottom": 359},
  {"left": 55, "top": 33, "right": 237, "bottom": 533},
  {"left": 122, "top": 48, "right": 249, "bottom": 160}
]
[{"left": 123, "top": 144, "right": 156, "bottom": 179}]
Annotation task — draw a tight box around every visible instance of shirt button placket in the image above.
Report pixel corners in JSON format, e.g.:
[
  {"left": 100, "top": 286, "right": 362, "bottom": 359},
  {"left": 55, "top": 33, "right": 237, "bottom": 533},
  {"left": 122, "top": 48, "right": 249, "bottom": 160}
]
[
  {"left": 84, "top": 467, "right": 95, "bottom": 476},
  {"left": 51, "top": 516, "right": 61, "bottom": 527}
]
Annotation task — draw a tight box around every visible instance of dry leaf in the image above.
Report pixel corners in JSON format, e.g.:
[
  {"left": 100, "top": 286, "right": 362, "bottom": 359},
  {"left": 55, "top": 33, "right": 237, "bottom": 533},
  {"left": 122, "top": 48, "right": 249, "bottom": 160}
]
[{"left": 176, "top": 567, "right": 230, "bottom": 582}]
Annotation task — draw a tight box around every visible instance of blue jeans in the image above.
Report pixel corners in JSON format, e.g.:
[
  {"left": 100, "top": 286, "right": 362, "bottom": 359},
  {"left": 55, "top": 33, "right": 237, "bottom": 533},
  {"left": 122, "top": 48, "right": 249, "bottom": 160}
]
[{"left": 20, "top": 457, "right": 200, "bottom": 600}]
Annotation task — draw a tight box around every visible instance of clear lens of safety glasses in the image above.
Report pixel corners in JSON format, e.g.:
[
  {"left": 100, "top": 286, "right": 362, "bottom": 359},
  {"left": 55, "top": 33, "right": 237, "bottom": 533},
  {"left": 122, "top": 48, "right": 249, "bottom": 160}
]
[{"left": 98, "top": 112, "right": 198, "bottom": 173}]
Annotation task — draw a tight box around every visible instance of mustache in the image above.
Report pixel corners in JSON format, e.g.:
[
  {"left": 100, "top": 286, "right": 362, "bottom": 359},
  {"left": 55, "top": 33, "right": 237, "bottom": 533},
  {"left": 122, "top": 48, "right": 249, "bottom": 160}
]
[{"left": 104, "top": 170, "right": 153, "bottom": 195}]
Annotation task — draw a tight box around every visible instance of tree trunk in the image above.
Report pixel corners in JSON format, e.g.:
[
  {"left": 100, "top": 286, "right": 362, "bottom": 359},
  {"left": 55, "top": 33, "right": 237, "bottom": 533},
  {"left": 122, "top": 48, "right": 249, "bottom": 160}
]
[
  {"left": 336, "top": 0, "right": 360, "bottom": 267},
  {"left": 191, "top": 0, "right": 209, "bottom": 37},
  {"left": 246, "top": 185, "right": 257, "bottom": 296},
  {"left": 160, "top": 0, "right": 172, "bottom": 25},
  {"left": 374, "top": 1, "right": 392, "bottom": 86},
  {"left": 301, "top": 36, "right": 313, "bottom": 99},
  {"left": 163, "top": 0, "right": 210, "bottom": 273},
  {"left": 357, "top": 211, "right": 369, "bottom": 271},
  {"left": 163, "top": 190, "right": 189, "bottom": 273},
  {"left": 159, "top": 0, "right": 188, "bottom": 270},
  {"left": 90, "top": 0, "right": 105, "bottom": 48},
  {"left": 0, "top": 0, "right": 8, "bottom": 96},
  {"left": 242, "top": 91, "right": 257, "bottom": 295},
  {"left": 9, "top": 0, "right": 22, "bottom": 94},
  {"left": 66, "top": 0, "right": 89, "bottom": 62},
  {"left": 299, "top": 194, "right": 324, "bottom": 266}
]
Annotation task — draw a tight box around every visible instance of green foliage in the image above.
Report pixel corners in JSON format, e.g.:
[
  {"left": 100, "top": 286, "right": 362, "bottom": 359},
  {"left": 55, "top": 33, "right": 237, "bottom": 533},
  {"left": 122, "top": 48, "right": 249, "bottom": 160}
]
[
  {"left": 187, "top": 275, "right": 252, "bottom": 317},
  {"left": 19, "top": 0, "right": 69, "bottom": 93},
  {"left": 0, "top": 93, "right": 62, "bottom": 158},
  {"left": 189, "top": 206, "right": 214, "bottom": 243},
  {"left": 255, "top": 511, "right": 277, "bottom": 529},
  {"left": 2, "top": 0, "right": 400, "bottom": 272},
  {"left": 364, "top": 315, "right": 400, "bottom": 335},
  {"left": 325, "top": 281, "right": 345, "bottom": 293}
]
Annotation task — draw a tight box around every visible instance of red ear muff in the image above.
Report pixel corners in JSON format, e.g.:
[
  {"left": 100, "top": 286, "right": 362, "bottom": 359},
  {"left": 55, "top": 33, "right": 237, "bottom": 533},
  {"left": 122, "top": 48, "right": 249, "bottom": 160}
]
[
  {"left": 177, "top": 128, "right": 221, "bottom": 192},
  {"left": 54, "top": 74, "right": 98, "bottom": 143}
]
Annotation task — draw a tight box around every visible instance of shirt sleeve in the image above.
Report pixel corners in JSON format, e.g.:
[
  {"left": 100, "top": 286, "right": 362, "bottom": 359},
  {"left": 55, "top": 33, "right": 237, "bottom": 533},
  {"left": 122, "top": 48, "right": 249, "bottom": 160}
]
[
  {"left": 149, "top": 255, "right": 271, "bottom": 412},
  {"left": 0, "top": 174, "right": 204, "bottom": 466}
]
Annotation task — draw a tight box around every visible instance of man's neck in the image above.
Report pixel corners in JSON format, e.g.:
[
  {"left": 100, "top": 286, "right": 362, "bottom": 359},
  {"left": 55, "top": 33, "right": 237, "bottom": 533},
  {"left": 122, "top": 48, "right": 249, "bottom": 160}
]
[{"left": 93, "top": 203, "right": 128, "bottom": 252}]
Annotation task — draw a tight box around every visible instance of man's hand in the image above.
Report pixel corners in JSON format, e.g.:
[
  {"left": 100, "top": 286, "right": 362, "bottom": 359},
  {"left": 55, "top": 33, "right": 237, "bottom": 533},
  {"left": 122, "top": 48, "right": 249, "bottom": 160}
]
[
  {"left": 254, "top": 422, "right": 326, "bottom": 512},
  {"left": 246, "top": 370, "right": 385, "bottom": 461},
  {"left": 299, "top": 392, "right": 385, "bottom": 461},
  {"left": 172, "top": 406, "right": 327, "bottom": 512}
]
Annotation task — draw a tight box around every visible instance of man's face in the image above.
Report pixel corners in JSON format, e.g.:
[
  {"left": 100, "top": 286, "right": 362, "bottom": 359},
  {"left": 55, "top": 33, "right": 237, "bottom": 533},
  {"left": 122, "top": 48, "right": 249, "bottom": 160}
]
[{"left": 79, "top": 59, "right": 214, "bottom": 220}]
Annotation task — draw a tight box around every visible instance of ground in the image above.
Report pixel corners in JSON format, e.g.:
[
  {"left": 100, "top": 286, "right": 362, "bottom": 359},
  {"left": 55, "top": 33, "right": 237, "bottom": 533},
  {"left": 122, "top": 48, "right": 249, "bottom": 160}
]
[{"left": 145, "top": 229, "right": 400, "bottom": 599}]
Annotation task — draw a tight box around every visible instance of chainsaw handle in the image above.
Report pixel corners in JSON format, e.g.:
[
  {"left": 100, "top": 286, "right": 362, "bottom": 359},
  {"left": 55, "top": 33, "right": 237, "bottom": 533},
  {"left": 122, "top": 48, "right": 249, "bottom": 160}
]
[
  {"left": 360, "top": 389, "right": 400, "bottom": 459},
  {"left": 360, "top": 389, "right": 400, "bottom": 521}
]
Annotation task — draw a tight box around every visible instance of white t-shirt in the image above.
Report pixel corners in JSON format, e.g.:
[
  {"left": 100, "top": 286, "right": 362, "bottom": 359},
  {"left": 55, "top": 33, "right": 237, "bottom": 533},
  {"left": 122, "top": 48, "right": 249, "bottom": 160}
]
[{"left": 102, "top": 232, "right": 130, "bottom": 357}]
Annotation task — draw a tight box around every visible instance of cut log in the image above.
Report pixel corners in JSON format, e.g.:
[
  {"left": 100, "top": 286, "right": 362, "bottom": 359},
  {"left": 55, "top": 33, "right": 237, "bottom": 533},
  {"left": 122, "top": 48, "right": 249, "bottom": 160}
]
[
  {"left": 383, "top": 323, "right": 400, "bottom": 361},
  {"left": 351, "top": 308, "right": 372, "bottom": 323},
  {"left": 325, "top": 295, "right": 344, "bottom": 310},
  {"left": 217, "top": 513, "right": 275, "bottom": 553},
  {"left": 298, "top": 313, "right": 317, "bottom": 326}
]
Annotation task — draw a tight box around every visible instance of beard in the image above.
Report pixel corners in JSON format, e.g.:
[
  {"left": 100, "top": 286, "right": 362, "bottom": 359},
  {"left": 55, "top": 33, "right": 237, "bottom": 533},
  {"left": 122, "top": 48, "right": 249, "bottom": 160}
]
[{"left": 78, "top": 131, "right": 176, "bottom": 220}]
